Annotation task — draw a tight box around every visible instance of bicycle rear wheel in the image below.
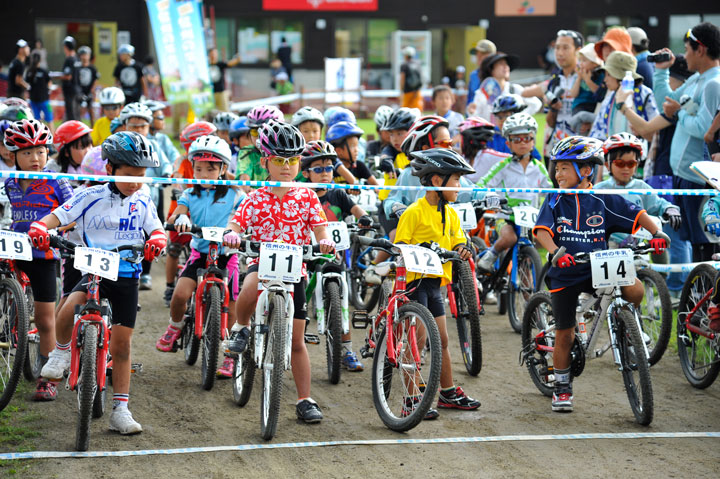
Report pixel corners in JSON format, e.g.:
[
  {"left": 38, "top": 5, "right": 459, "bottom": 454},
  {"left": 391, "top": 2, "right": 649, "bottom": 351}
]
[
  {"left": 636, "top": 268, "right": 672, "bottom": 366},
  {"left": 23, "top": 285, "right": 41, "bottom": 381},
  {"left": 76, "top": 324, "right": 98, "bottom": 451},
  {"left": 615, "top": 308, "right": 653, "bottom": 426},
  {"left": 232, "top": 344, "right": 255, "bottom": 407},
  {"left": 507, "top": 246, "right": 542, "bottom": 334},
  {"left": 371, "top": 302, "right": 440, "bottom": 432},
  {"left": 677, "top": 264, "right": 720, "bottom": 388},
  {"left": 200, "top": 286, "right": 222, "bottom": 390},
  {"left": 324, "top": 281, "right": 343, "bottom": 384},
  {"left": 261, "top": 294, "right": 286, "bottom": 440},
  {"left": 454, "top": 261, "right": 482, "bottom": 376},
  {"left": 0, "top": 278, "right": 29, "bottom": 412},
  {"left": 521, "top": 292, "right": 555, "bottom": 397}
]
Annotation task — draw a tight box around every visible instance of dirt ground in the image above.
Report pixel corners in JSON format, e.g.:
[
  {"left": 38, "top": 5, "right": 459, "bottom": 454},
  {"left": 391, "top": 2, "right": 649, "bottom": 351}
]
[{"left": 6, "top": 259, "right": 720, "bottom": 478}]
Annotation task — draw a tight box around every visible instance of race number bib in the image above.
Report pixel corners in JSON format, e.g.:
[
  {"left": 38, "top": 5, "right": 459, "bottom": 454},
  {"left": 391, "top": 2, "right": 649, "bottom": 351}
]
[
  {"left": 258, "top": 243, "right": 303, "bottom": 283},
  {"left": 397, "top": 244, "right": 443, "bottom": 276},
  {"left": 326, "top": 222, "right": 350, "bottom": 251},
  {"left": 451, "top": 203, "right": 477, "bottom": 230},
  {"left": 354, "top": 190, "right": 378, "bottom": 212},
  {"left": 632, "top": 216, "right": 662, "bottom": 241},
  {"left": 590, "top": 249, "right": 636, "bottom": 288},
  {"left": 512, "top": 206, "right": 539, "bottom": 228},
  {"left": 201, "top": 227, "right": 225, "bottom": 242},
  {"left": 74, "top": 247, "right": 120, "bottom": 282},
  {"left": 0, "top": 231, "right": 32, "bottom": 261}
]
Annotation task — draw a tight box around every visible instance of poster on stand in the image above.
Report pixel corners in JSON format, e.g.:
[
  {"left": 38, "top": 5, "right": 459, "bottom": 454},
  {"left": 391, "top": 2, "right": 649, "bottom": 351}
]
[
  {"left": 391, "top": 31, "right": 432, "bottom": 91},
  {"left": 324, "top": 58, "right": 362, "bottom": 104}
]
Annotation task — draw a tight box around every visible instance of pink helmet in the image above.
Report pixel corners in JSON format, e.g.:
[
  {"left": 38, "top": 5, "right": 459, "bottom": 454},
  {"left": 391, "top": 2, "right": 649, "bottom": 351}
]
[
  {"left": 602, "top": 132, "right": 645, "bottom": 159},
  {"left": 458, "top": 116, "right": 495, "bottom": 134},
  {"left": 80, "top": 146, "right": 107, "bottom": 175},
  {"left": 246, "top": 105, "right": 284, "bottom": 128}
]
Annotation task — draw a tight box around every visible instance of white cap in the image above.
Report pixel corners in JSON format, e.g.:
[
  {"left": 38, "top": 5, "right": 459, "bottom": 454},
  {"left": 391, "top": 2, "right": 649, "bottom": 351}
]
[
  {"left": 16, "top": 39, "right": 28, "bottom": 48},
  {"left": 402, "top": 46, "right": 416, "bottom": 58},
  {"left": 275, "top": 71, "right": 289, "bottom": 81},
  {"left": 456, "top": 65, "right": 466, "bottom": 73},
  {"left": 627, "top": 27, "right": 648, "bottom": 46}
]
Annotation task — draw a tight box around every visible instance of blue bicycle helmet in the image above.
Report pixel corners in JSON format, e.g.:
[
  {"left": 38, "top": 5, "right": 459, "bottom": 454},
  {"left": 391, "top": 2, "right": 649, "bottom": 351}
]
[
  {"left": 102, "top": 131, "right": 159, "bottom": 168},
  {"left": 325, "top": 121, "right": 364, "bottom": 145},
  {"left": 492, "top": 93, "right": 527, "bottom": 115},
  {"left": 229, "top": 116, "right": 250, "bottom": 140},
  {"left": 550, "top": 136, "right": 604, "bottom": 182},
  {"left": 0, "top": 120, "right": 13, "bottom": 139},
  {"left": 326, "top": 107, "right": 356, "bottom": 129}
]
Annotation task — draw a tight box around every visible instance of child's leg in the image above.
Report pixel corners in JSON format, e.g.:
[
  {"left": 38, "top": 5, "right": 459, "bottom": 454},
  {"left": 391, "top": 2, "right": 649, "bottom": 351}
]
[
  {"left": 492, "top": 223, "right": 518, "bottom": 254},
  {"left": 620, "top": 278, "right": 644, "bottom": 306},
  {"left": 169, "top": 277, "right": 196, "bottom": 323},
  {"left": 34, "top": 302, "right": 55, "bottom": 357},
  {"left": 433, "top": 315, "right": 454, "bottom": 389},
  {"left": 291, "top": 318, "right": 312, "bottom": 399},
  {"left": 234, "top": 271, "right": 259, "bottom": 327},
  {"left": 110, "top": 325, "right": 133, "bottom": 395},
  {"left": 40, "top": 291, "right": 85, "bottom": 381}
]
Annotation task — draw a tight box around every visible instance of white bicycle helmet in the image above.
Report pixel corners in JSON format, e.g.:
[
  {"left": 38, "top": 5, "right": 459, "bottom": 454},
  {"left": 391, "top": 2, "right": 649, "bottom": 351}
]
[
  {"left": 119, "top": 102, "right": 153, "bottom": 124},
  {"left": 213, "top": 111, "right": 239, "bottom": 131},
  {"left": 501, "top": 112, "right": 538, "bottom": 138},
  {"left": 188, "top": 135, "right": 232, "bottom": 166},
  {"left": 99, "top": 87, "right": 125, "bottom": 106},
  {"left": 118, "top": 44, "right": 135, "bottom": 56},
  {"left": 373, "top": 105, "right": 394, "bottom": 130},
  {"left": 292, "top": 106, "right": 325, "bottom": 127}
]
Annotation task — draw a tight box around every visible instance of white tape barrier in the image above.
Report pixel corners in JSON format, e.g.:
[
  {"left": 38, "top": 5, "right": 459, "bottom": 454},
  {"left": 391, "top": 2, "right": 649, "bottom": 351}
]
[
  {"left": 0, "top": 431, "right": 717, "bottom": 460},
  {"left": 650, "top": 262, "right": 720, "bottom": 273}
]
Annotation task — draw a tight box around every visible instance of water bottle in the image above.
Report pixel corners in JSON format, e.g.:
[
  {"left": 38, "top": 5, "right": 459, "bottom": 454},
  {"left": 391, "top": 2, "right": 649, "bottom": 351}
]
[
  {"left": 576, "top": 293, "right": 593, "bottom": 342},
  {"left": 621, "top": 71, "right": 635, "bottom": 108}
]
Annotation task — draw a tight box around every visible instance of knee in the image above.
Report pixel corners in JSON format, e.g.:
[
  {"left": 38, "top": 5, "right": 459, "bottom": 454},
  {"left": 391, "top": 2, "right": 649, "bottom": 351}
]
[
  {"left": 110, "top": 340, "right": 131, "bottom": 361},
  {"left": 167, "top": 242, "right": 182, "bottom": 259}
]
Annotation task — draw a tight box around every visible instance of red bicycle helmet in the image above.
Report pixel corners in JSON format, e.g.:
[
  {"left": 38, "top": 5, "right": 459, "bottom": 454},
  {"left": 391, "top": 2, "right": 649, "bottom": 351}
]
[
  {"left": 400, "top": 115, "right": 449, "bottom": 154},
  {"left": 180, "top": 121, "right": 217, "bottom": 152},
  {"left": 54, "top": 120, "right": 92, "bottom": 151},
  {"left": 4, "top": 119, "right": 53, "bottom": 152},
  {"left": 602, "top": 132, "right": 645, "bottom": 159}
]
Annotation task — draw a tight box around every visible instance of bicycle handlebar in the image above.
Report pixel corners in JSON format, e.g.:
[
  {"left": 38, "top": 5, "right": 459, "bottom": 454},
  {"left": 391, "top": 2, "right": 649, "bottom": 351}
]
[
  {"left": 551, "top": 244, "right": 662, "bottom": 267},
  {"left": 240, "top": 240, "right": 328, "bottom": 261},
  {"left": 163, "top": 222, "right": 204, "bottom": 235},
  {"left": 356, "top": 236, "right": 462, "bottom": 262},
  {"left": 49, "top": 235, "right": 144, "bottom": 261}
]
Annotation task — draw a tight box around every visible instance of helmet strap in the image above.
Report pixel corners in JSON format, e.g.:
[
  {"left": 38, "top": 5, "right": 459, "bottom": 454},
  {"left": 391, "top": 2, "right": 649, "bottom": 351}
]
[
  {"left": 572, "top": 163, "right": 594, "bottom": 184},
  {"left": 437, "top": 175, "right": 452, "bottom": 234}
]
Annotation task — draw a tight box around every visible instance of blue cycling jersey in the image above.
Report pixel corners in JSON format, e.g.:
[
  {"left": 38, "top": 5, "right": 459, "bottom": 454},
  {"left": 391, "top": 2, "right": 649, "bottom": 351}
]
[{"left": 177, "top": 187, "right": 244, "bottom": 254}]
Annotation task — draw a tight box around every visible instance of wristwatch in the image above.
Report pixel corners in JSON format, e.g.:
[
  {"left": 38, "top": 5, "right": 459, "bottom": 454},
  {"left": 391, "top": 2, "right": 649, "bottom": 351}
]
[{"left": 615, "top": 102, "right": 626, "bottom": 112}]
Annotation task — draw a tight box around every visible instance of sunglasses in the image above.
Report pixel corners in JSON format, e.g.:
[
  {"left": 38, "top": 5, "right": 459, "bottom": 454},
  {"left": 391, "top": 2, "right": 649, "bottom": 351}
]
[
  {"left": 308, "top": 165, "right": 334, "bottom": 174},
  {"left": 557, "top": 30, "right": 582, "bottom": 47},
  {"left": 508, "top": 135, "right": 534, "bottom": 144},
  {"left": 430, "top": 138, "right": 454, "bottom": 148},
  {"left": 686, "top": 28, "right": 706, "bottom": 48},
  {"left": 612, "top": 159, "right": 638, "bottom": 169},
  {"left": 103, "top": 105, "right": 121, "bottom": 111},
  {"left": 267, "top": 156, "right": 301, "bottom": 167},
  {"left": 154, "top": 115, "right": 165, "bottom": 121}
]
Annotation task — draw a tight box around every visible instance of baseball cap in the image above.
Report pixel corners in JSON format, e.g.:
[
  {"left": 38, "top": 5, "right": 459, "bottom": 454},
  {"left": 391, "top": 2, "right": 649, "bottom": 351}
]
[
  {"left": 402, "top": 46, "right": 416, "bottom": 58},
  {"left": 578, "top": 43, "right": 603, "bottom": 66},
  {"left": 456, "top": 65, "right": 466, "bottom": 73},
  {"left": 470, "top": 39, "right": 497, "bottom": 55},
  {"left": 627, "top": 27, "right": 648, "bottom": 47},
  {"left": 594, "top": 27, "right": 633, "bottom": 60},
  {"left": 601, "top": 51, "right": 642, "bottom": 80},
  {"left": 16, "top": 39, "right": 28, "bottom": 48}
]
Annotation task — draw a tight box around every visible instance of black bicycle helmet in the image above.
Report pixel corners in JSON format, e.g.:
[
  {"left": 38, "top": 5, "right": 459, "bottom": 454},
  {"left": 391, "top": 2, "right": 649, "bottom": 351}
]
[
  {"left": 381, "top": 107, "right": 420, "bottom": 131},
  {"left": 301, "top": 140, "right": 337, "bottom": 170},
  {"left": 256, "top": 119, "right": 306, "bottom": 157},
  {"left": 102, "top": 131, "right": 159, "bottom": 168},
  {"left": 410, "top": 148, "right": 475, "bottom": 186}
]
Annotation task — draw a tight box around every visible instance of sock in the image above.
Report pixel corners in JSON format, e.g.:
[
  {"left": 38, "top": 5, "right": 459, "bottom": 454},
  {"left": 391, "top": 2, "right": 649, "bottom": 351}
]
[
  {"left": 489, "top": 245, "right": 498, "bottom": 256},
  {"left": 230, "top": 322, "right": 243, "bottom": 332},
  {"left": 166, "top": 282, "right": 175, "bottom": 287},
  {"left": 441, "top": 385, "right": 456, "bottom": 394},
  {"left": 554, "top": 367, "right": 571, "bottom": 385},
  {"left": 113, "top": 393, "right": 129, "bottom": 410},
  {"left": 342, "top": 341, "right": 352, "bottom": 353},
  {"left": 169, "top": 318, "right": 184, "bottom": 329},
  {"left": 56, "top": 341, "right": 71, "bottom": 351},
  {"left": 297, "top": 397, "right": 315, "bottom": 405}
]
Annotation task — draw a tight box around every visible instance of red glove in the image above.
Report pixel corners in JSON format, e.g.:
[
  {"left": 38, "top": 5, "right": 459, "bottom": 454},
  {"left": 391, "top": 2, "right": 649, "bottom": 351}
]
[
  {"left": 28, "top": 221, "right": 50, "bottom": 251},
  {"left": 649, "top": 237, "right": 667, "bottom": 255},
  {"left": 144, "top": 230, "right": 167, "bottom": 262},
  {"left": 556, "top": 253, "right": 576, "bottom": 268}
]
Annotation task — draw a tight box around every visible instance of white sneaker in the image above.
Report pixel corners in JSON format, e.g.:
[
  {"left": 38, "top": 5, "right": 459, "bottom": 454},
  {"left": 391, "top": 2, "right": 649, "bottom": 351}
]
[
  {"left": 476, "top": 250, "right": 498, "bottom": 274},
  {"left": 485, "top": 290, "right": 498, "bottom": 305},
  {"left": 109, "top": 408, "right": 143, "bottom": 435},
  {"left": 363, "top": 265, "right": 382, "bottom": 285},
  {"left": 40, "top": 348, "right": 71, "bottom": 380}
]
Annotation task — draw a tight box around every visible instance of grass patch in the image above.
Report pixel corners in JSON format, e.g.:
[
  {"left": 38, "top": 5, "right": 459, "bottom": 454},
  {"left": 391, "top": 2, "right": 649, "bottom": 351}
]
[{"left": 0, "top": 380, "right": 43, "bottom": 475}]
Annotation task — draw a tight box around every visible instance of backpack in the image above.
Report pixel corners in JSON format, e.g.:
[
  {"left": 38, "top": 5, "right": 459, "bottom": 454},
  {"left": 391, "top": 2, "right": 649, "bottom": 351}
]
[{"left": 404, "top": 64, "right": 422, "bottom": 91}]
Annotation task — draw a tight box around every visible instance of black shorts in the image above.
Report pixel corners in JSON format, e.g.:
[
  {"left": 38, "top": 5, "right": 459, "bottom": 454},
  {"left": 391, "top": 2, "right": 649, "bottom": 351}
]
[
  {"left": 379, "top": 201, "right": 399, "bottom": 234},
  {"left": 247, "top": 264, "right": 307, "bottom": 320},
  {"left": 406, "top": 277, "right": 445, "bottom": 318},
  {"left": 16, "top": 258, "right": 57, "bottom": 303},
  {"left": 72, "top": 276, "right": 139, "bottom": 329},
  {"left": 61, "top": 258, "right": 82, "bottom": 297},
  {"left": 550, "top": 278, "right": 594, "bottom": 330}
]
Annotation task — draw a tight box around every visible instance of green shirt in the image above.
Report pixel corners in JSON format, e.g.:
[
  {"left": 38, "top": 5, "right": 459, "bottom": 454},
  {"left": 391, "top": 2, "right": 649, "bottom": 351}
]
[{"left": 236, "top": 146, "right": 265, "bottom": 182}]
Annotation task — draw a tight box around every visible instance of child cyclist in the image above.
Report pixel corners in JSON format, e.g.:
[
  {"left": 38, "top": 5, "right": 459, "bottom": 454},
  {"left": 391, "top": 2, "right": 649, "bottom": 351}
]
[
  {"left": 458, "top": 116, "right": 506, "bottom": 183},
  {"left": 396, "top": 148, "right": 482, "bottom": 417},
  {"left": 156, "top": 136, "right": 244, "bottom": 378},
  {"left": 532, "top": 136, "right": 669, "bottom": 412},
  {"left": 91, "top": 87, "right": 125, "bottom": 146},
  {"left": 476, "top": 112, "right": 552, "bottom": 273},
  {"left": 365, "top": 105, "right": 393, "bottom": 158},
  {"left": 486, "top": 94, "right": 543, "bottom": 161},
  {"left": 3, "top": 119, "right": 74, "bottom": 400},
  {"left": 300, "top": 140, "right": 373, "bottom": 371},
  {"left": 47, "top": 120, "right": 93, "bottom": 174},
  {"left": 31, "top": 131, "right": 166, "bottom": 434},
  {"left": 223, "top": 120, "right": 335, "bottom": 423},
  {"left": 702, "top": 201, "right": 720, "bottom": 332},
  {"left": 236, "top": 105, "right": 284, "bottom": 184}
]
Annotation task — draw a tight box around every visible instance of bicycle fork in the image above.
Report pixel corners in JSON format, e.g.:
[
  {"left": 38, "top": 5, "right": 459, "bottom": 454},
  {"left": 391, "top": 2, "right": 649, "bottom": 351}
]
[
  {"left": 67, "top": 314, "right": 109, "bottom": 393},
  {"left": 194, "top": 277, "right": 230, "bottom": 340},
  {"left": 254, "top": 284, "right": 295, "bottom": 370}
]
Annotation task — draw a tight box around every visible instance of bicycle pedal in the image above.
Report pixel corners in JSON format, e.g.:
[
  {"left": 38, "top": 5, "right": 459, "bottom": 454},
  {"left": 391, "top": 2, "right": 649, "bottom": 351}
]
[
  {"left": 359, "top": 344, "right": 374, "bottom": 358},
  {"left": 131, "top": 363, "right": 143, "bottom": 374},
  {"left": 352, "top": 310, "right": 370, "bottom": 329},
  {"left": 304, "top": 334, "right": 320, "bottom": 344}
]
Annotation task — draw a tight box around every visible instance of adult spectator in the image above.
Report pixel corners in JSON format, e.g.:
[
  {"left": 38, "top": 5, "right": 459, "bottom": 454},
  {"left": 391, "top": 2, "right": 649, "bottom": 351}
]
[
  {"left": 653, "top": 22, "right": 720, "bottom": 261},
  {"left": 594, "top": 27, "right": 632, "bottom": 61},
  {"left": 276, "top": 37, "right": 293, "bottom": 82},
  {"left": 399, "top": 46, "right": 423, "bottom": 110},
  {"left": 31, "top": 39, "right": 48, "bottom": 69},
  {"left": 466, "top": 39, "right": 497, "bottom": 105},
  {"left": 8, "top": 39, "right": 30, "bottom": 99},
  {"left": 76, "top": 46, "right": 99, "bottom": 124},
  {"left": 628, "top": 27, "right": 653, "bottom": 89},
  {"left": 208, "top": 48, "right": 241, "bottom": 112},
  {"left": 537, "top": 39, "right": 556, "bottom": 72},
  {"left": 60, "top": 36, "right": 80, "bottom": 121},
  {"left": 26, "top": 52, "right": 53, "bottom": 126},
  {"left": 113, "top": 44, "right": 146, "bottom": 104},
  {"left": 143, "top": 56, "right": 163, "bottom": 101}
]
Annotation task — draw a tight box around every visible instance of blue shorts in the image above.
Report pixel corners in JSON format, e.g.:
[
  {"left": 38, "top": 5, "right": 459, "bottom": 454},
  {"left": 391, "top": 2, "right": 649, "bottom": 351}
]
[
  {"left": 30, "top": 101, "right": 53, "bottom": 123},
  {"left": 673, "top": 176, "right": 714, "bottom": 246},
  {"left": 406, "top": 277, "right": 445, "bottom": 318}
]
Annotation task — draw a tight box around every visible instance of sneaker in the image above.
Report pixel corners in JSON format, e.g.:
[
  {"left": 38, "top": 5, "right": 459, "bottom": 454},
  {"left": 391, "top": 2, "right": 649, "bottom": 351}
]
[
  {"left": 476, "top": 250, "right": 498, "bottom": 274},
  {"left": 156, "top": 325, "right": 182, "bottom": 352},
  {"left": 296, "top": 399, "right": 323, "bottom": 423},
  {"left": 341, "top": 350, "right": 364, "bottom": 371},
  {"left": 551, "top": 384, "right": 574, "bottom": 412},
  {"left": 31, "top": 379, "right": 58, "bottom": 401},
  {"left": 163, "top": 285, "right": 175, "bottom": 307},
  {"left": 223, "top": 327, "right": 250, "bottom": 358},
  {"left": 437, "top": 386, "right": 481, "bottom": 410},
  {"left": 109, "top": 408, "right": 143, "bottom": 435},
  {"left": 40, "top": 348, "right": 71, "bottom": 380},
  {"left": 402, "top": 396, "right": 439, "bottom": 420},
  {"left": 485, "top": 290, "right": 498, "bottom": 305},
  {"left": 216, "top": 356, "right": 234, "bottom": 378},
  {"left": 139, "top": 274, "right": 152, "bottom": 291},
  {"left": 363, "top": 265, "right": 382, "bottom": 285}
]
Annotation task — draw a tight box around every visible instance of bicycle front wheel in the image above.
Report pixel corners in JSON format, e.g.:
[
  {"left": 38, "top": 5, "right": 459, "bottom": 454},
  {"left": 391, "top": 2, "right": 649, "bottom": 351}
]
[
  {"left": 371, "top": 302, "right": 441, "bottom": 432},
  {"left": 200, "top": 286, "right": 222, "bottom": 391},
  {"left": 636, "top": 268, "right": 672, "bottom": 366},
  {"left": 454, "top": 261, "right": 482, "bottom": 376},
  {"left": 261, "top": 294, "right": 286, "bottom": 440},
  {"left": 76, "top": 324, "right": 98, "bottom": 451},
  {"left": 521, "top": 292, "right": 556, "bottom": 397},
  {"left": 677, "top": 264, "right": 720, "bottom": 388},
  {"left": 232, "top": 344, "right": 256, "bottom": 407},
  {"left": 324, "top": 281, "right": 343, "bottom": 384},
  {"left": 23, "top": 285, "right": 41, "bottom": 381},
  {"left": 507, "top": 246, "right": 542, "bottom": 334},
  {"left": 183, "top": 302, "right": 200, "bottom": 366},
  {"left": 0, "top": 277, "right": 29, "bottom": 412},
  {"left": 615, "top": 308, "right": 653, "bottom": 426}
]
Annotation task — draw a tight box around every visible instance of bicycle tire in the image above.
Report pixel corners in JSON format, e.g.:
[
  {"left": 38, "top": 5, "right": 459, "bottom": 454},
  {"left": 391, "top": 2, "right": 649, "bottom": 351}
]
[
  {"left": 232, "top": 344, "right": 256, "bottom": 407},
  {"left": 324, "top": 281, "right": 343, "bottom": 384},
  {"left": 76, "top": 324, "right": 98, "bottom": 451},
  {"left": 536, "top": 261, "right": 551, "bottom": 292},
  {"left": 183, "top": 303, "right": 200, "bottom": 366},
  {"left": 349, "top": 244, "right": 379, "bottom": 310},
  {"left": 92, "top": 361, "right": 107, "bottom": 419},
  {"left": 677, "top": 264, "right": 720, "bottom": 389},
  {"left": 377, "top": 277, "right": 393, "bottom": 314},
  {"left": 261, "top": 294, "right": 286, "bottom": 440},
  {"left": 454, "top": 261, "right": 482, "bottom": 376},
  {"left": 0, "top": 278, "right": 29, "bottom": 412},
  {"left": 371, "top": 302, "right": 441, "bottom": 432},
  {"left": 200, "top": 286, "right": 222, "bottom": 391},
  {"left": 521, "top": 292, "right": 555, "bottom": 398},
  {"left": 636, "top": 268, "right": 672, "bottom": 366},
  {"left": 23, "top": 285, "right": 41, "bottom": 381},
  {"left": 507, "top": 246, "right": 542, "bottom": 334},
  {"left": 615, "top": 308, "right": 654, "bottom": 426}
]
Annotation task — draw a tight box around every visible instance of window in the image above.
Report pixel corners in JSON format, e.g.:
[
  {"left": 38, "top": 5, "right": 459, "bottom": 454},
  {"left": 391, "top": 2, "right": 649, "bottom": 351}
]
[
  {"left": 233, "top": 18, "right": 304, "bottom": 64},
  {"left": 335, "top": 19, "right": 365, "bottom": 58},
  {"left": 669, "top": 15, "right": 701, "bottom": 54},
  {"left": 368, "top": 19, "right": 397, "bottom": 64},
  {"left": 336, "top": 18, "right": 397, "bottom": 65}
]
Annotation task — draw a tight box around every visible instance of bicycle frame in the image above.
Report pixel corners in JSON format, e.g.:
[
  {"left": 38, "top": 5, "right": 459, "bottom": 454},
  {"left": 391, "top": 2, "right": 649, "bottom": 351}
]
[
  {"left": 254, "top": 281, "right": 296, "bottom": 371},
  {"left": 193, "top": 240, "right": 230, "bottom": 341},
  {"left": 447, "top": 257, "right": 481, "bottom": 318},
  {"left": 476, "top": 221, "right": 534, "bottom": 300},
  {"left": 681, "top": 288, "right": 717, "bottom": 341}
]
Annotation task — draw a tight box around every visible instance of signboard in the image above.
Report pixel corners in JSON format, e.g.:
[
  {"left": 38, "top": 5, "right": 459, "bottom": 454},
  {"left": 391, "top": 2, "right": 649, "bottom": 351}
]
[
  {"left": 146, "top": 0, "right": 214, "bottom": 114},
  {"left": 391, "top": 31, "right": 432, "bottom": 91},
  {"left": 263, "top": 0, "right": 378, "bottom": 11},
  {"left": 325, "top": 58, "right": 362, "bottom": 103},
  {"left": 495, "top": 0, "right": 556, "bottom": 16},
  {"left": 238, "top": 28, "right": 269, "bottom": 64}
]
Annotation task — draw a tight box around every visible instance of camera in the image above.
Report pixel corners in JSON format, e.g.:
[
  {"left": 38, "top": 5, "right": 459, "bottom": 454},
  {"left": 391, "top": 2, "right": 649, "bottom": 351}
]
[
  {"left": 546, "top": 88, "right": 565, "bottom": 105},
  {"left": 647, "top": 52, "right": 672, "bottom": 63}
]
